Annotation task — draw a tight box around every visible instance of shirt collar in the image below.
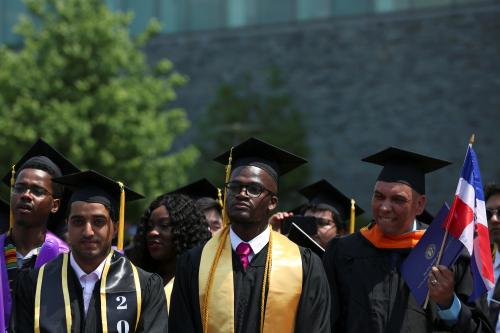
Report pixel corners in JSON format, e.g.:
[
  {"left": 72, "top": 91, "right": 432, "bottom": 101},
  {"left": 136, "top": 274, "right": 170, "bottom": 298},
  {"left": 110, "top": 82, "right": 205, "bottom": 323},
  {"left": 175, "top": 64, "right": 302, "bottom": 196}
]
[
  {"left": 69, "top": 252, "right": 106, "bottom": 280},
  {"left": 229, "top": 225, "right": 270, "bottom": 256}
]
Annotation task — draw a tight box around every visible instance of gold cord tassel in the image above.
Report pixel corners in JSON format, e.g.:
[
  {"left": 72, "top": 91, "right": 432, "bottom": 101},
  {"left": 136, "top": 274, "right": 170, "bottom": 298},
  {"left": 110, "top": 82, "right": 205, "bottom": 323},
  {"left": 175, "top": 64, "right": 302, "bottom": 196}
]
[
  {"left": 9, "top": 164, "right": 16, "bottom": 229},
  {"left": 117, "top": 181, "right": 125, "bottom": 251},
  {"left": 217, "top": 188, "right": 223, "bottom": 209},
  {"left": 222, "top": 147, "right": 233, "bottom": 227},
  {"left": 349, "top": 198, "right": 356, "bottom": 234}
]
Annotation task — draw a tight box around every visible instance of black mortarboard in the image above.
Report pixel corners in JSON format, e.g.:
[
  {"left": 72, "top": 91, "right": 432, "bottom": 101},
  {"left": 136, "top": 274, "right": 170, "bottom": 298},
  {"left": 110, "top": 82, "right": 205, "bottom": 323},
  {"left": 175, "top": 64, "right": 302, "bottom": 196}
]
[
  {"left": 52, "top": 170, "right": 143, "bottom": 250},
  {"left": 299, "top": 179, "right": 364, "bottom": 221},
  {"left": 288, "top": 222, "right": 325, "bottom": 258},
  {"left": 52, "top": 170, "right": 143, "bottom": 219},
  {"left": 213, "top": 137, "right": 307, "bottom": 182},
  {"left": 2, "top": 138, "right": 80, "bottom": 186},
  {"left": 170, "top": 178, "right": 220, "bottom": 201},
  {"left": 362, "top": 147, "right": 451, "bottom": 194},
  {"left": 416, "top": 209, "right": 434, "bottom": 225}
]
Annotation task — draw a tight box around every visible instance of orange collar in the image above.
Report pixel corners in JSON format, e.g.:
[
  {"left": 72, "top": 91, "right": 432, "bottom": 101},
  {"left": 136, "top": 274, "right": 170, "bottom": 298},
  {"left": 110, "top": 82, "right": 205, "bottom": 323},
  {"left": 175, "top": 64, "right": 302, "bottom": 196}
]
[{"left": 360, "top": 223, "right": 424, "bottom": 249}]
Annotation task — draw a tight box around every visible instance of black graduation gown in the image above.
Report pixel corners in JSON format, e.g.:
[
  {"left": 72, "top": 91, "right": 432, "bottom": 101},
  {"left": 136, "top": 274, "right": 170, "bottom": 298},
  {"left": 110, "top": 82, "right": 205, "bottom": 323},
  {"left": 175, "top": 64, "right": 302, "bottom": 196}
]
[
  {"left": 9, "top": 252, "right": 168, "bottom": 333},
  {"left": 168, "top": 243, "right": 331, "bottom": 333},
  {"left": 322, "top": 232, "right": 493, "bottom": 333}
]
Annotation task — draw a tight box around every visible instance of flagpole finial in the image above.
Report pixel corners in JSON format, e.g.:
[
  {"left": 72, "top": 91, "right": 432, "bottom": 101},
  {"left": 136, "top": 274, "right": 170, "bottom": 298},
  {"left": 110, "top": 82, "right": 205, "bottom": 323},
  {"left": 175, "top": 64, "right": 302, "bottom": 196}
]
[{"left": 469, "top": 134, "right": 475, "bottom": 145}]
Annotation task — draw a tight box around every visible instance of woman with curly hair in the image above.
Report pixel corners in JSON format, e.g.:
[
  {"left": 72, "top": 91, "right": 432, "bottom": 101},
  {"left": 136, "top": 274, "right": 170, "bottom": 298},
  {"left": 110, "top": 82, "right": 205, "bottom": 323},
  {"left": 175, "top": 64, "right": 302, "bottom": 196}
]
[{"left": 135, "top": 193, "right": 211, "bottom": 311}]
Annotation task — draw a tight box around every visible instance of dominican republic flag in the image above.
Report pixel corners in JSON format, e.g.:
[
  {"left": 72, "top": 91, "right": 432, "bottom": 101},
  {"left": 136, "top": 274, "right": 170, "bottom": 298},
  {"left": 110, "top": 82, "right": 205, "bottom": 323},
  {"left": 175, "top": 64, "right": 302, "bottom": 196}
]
[{"left": 443, "top": 143, "right": 494, "bottom": 301}]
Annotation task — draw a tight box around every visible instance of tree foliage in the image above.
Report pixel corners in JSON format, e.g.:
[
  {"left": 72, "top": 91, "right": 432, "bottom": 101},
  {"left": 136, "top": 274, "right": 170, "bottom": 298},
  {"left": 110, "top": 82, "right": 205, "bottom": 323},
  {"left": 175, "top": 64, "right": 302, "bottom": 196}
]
[
  {"left": 0, "top": 0, "right": 199, "bottom": 220},
  {"left": 193, "top": 66, "right": 310, "bottom": 209}
]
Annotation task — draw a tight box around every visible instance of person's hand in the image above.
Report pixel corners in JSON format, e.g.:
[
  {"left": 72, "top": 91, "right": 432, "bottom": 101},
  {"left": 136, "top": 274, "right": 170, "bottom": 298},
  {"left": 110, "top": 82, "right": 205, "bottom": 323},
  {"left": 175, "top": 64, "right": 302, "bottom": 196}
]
[
  {"left": 269, "top": 212, "right": 293, "bottom": 232},
  {"left": 428, "top": 265, "right": 455, "bottom": 308}
]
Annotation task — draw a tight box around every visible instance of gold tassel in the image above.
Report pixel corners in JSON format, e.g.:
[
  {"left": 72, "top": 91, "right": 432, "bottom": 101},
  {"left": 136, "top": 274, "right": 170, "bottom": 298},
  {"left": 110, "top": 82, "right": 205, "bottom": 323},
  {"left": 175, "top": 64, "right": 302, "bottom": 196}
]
[
  {"left": 222, "top": 147, "right": 233, "bottom": 227},
  {"left": 493, "top": 243, "right": 497, "bottom": 263},
  {"left": 9, "top": 164, "right": 16, "bottom": 229},
  {"left": 349, "top": 198, "right": 356, "bottom": 234},
  {"left": 217, "top": 188, "right": 223, "bottom": 209},
  {"left": 260, "top": 229, "right": 273, "bottom": 333},
  {"left": 117, "top": 181, "right": 125, "bottom": 251}
]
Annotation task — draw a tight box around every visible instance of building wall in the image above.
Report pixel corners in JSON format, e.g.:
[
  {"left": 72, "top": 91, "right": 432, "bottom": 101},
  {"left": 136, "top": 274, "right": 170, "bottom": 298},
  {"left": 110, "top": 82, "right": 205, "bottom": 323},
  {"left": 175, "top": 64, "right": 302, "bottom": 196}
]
[{"left": 148, "top": 3, "right": 500, "bottom": 213}]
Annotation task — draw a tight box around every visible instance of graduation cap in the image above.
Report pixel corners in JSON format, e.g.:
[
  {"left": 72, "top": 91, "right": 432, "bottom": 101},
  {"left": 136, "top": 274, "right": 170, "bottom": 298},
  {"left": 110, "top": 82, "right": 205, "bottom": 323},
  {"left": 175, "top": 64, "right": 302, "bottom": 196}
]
[
  {"left": 2, "top": 138, "right": 80, "bottom": 229},
  {"left": 2, "top": 138, "right": 79, "bottom": 186},
  {"left": 299, "top": 179, "right": 364, "bottom": 222},
  {"left": 52, "top": 170, "right": 143, "bottom": 250},
  {"left": 213, "top": 137, "right": 307, "bottom": 182},
  {"left": 170, "top": 178, "right": 221, "bottom": 201},
  {"left": 362, "top": 147, "right": 451, "bottom": 194},
  {"left": 288, "top": 222, "right": 325, "bottom": 258}
]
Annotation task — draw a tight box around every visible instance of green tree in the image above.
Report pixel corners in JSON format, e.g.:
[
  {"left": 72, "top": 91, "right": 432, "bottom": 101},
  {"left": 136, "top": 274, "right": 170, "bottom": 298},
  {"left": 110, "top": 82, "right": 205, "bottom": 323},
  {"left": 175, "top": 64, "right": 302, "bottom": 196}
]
[
  {"left": 193, "top": 66, "right": 310, "bottom": 209},
  {"left": 0, "top": 0, "right": 199, "bottom": 221}
]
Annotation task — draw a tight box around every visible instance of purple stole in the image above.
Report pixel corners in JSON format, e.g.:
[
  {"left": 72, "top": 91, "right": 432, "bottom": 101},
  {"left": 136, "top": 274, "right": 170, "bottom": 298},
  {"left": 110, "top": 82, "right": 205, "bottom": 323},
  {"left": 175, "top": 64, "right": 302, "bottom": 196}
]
[{"left": 0, "top": 231, "right": 69, "bottom": 330}]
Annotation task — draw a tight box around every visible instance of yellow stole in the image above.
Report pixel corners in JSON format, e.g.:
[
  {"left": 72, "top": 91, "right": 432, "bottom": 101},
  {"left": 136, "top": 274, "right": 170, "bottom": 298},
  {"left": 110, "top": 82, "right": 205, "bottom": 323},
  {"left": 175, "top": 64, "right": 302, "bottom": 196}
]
[
  {"left": 199, "top": 226, "right": 302, "bottom": 333},
  {"left": 164, "top": 277, "right": 175, "bottom": 313},
  {"left": 34, "top": 251, "right": 142, "bottom": 333}
]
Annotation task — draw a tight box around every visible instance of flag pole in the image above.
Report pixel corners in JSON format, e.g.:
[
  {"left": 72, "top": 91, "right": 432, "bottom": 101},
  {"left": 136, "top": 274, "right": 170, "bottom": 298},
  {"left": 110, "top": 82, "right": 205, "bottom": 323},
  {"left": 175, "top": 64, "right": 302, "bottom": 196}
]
[{"left": 423, "top": 134, "right": 475, "bottom": 309}]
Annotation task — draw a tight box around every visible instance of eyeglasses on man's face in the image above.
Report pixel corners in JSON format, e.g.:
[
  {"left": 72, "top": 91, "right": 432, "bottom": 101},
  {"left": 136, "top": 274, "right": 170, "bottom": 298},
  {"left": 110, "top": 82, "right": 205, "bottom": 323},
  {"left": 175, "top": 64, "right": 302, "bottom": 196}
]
[
  {"left": 225, "top": 181, "right": 275, "bottom": 198},
  {"left": 12, "top": 183, "right": 52, "bottom": 197}
]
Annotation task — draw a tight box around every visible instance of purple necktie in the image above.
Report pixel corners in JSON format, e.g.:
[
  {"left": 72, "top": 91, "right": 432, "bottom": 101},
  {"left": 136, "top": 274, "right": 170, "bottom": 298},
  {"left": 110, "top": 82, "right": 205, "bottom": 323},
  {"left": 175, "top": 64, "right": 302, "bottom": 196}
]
[{"left": 236, "top": 242, "right": 252, "bottom": 270}]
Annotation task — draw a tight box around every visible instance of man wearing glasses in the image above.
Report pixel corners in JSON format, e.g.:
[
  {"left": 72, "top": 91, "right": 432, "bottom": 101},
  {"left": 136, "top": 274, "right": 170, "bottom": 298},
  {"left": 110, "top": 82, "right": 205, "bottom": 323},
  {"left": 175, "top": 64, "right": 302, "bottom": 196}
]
[
  {"left": 486, "top": 183, "right": 500, "bottom": 331},
  {"left": 169, "top": 137, "right": 331, "bottom": 333},
  {"left": 299, "top": 179, "right": 364, "bottom": 248},
  {"left": 0, "top": 139, "right": 79, "bottom": 329}
]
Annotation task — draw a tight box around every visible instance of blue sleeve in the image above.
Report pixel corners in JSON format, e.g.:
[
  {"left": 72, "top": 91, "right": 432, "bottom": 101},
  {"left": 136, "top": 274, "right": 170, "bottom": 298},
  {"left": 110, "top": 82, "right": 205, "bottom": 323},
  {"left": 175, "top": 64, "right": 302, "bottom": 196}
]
[{"left": 437, "top": 293, "right": 461, "bottom": 324}]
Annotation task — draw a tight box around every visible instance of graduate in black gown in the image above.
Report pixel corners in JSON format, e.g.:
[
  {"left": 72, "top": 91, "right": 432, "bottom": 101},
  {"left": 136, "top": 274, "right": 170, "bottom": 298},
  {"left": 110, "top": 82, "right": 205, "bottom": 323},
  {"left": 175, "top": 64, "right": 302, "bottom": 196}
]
[
  {"left": 169, "top": 138, "right": 331, "bottom": 333},
  {"left": 10, "top": 170, "right": 168, "bottom": 332},
  {"left": 323, "top": 147, "right": 493, "bottom": 333}
]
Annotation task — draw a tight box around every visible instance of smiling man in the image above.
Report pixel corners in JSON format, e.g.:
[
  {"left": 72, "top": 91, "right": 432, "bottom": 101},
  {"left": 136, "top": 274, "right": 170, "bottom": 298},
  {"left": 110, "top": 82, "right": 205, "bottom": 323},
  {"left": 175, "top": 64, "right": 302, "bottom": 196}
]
[
  {"left": 323, "top": 147, "right": 492, "bottom": 332},
  {"left": 10, "top": 170, "right": 168, "bottom": 332},
  {"left": 168, "top": 138, "right": 331, "bottom": 333}
]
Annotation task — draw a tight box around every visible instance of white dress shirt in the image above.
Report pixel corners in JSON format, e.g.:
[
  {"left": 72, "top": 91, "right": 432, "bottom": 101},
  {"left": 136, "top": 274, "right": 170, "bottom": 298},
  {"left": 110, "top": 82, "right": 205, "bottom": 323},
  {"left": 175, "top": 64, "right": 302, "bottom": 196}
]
[
  {"left": 16, "top": 247, "right": 39, "bottom": 268},
  {"left": 230, "top": 226, "right": 270, "bottom": 263},
  {"left": 70, "top": 253, "right": 106, "bottom": 316}
]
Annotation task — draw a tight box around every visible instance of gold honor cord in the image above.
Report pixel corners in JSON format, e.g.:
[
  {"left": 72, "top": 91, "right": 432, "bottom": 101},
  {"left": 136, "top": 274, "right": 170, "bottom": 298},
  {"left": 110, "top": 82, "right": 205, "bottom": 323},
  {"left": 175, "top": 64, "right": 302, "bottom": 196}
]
[
  {"left": 9, "top": 164, "right": 15, "bottom": 229},
  {"left": 131, "top": 264, "right": 142, "bottom": 331},
  {"left": 34, "top": 265, "right": 45, "bottom": 333},
  {"left": 117, "top": 181, "right": 126, "bottom": 251},
  {"left": 199, "top": 226, "right": 302, "bottom": 333},
  {"left": 164, "top": 277, "right": 175, "bottom": 313},
  {"left": 100, "top": 251, "right": 115, "bottom": 333}
]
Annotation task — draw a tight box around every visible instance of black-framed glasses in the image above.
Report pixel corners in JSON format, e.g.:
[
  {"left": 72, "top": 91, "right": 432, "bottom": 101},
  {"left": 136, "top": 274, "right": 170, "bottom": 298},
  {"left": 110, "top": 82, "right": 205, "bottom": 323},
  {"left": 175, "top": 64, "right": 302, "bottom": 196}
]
[
  {"left": 487, "top": 208, "right": 500, "bottom": 220},
  {"left": 12, "top": 183, "right": 52, "bottom": 197},
  {"left": 225, "top": 181, "right": 275, "bottom": 198}
]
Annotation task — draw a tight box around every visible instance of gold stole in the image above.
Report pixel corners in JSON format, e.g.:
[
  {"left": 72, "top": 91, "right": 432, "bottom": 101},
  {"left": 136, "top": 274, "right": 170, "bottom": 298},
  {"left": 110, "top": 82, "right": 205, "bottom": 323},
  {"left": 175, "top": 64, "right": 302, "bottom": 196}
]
[
  {"left": 34, "top": 251, "right": 142, "bottom": 333},
  {"left": 199, "top": 226, "right": 303, "bottom": 333},
  {"left": 164, "top": 277, "right": 175, "bottom": 313}
]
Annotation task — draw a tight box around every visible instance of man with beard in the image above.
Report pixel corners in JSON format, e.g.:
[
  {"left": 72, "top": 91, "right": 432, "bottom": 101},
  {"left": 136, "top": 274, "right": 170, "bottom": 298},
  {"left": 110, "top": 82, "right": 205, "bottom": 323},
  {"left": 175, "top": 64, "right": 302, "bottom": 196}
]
[
  {"left": 323, "top": 147, "right": 492, "bottom": 332},
  {"left": 168, "top": 137, "right": 331, "bottom": 333},
  {"left": 0, "top": 138, "right": 78, "bottom": 329},
  {"left": 11, "top": 170, "right": 168, "bottom": 332}
]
